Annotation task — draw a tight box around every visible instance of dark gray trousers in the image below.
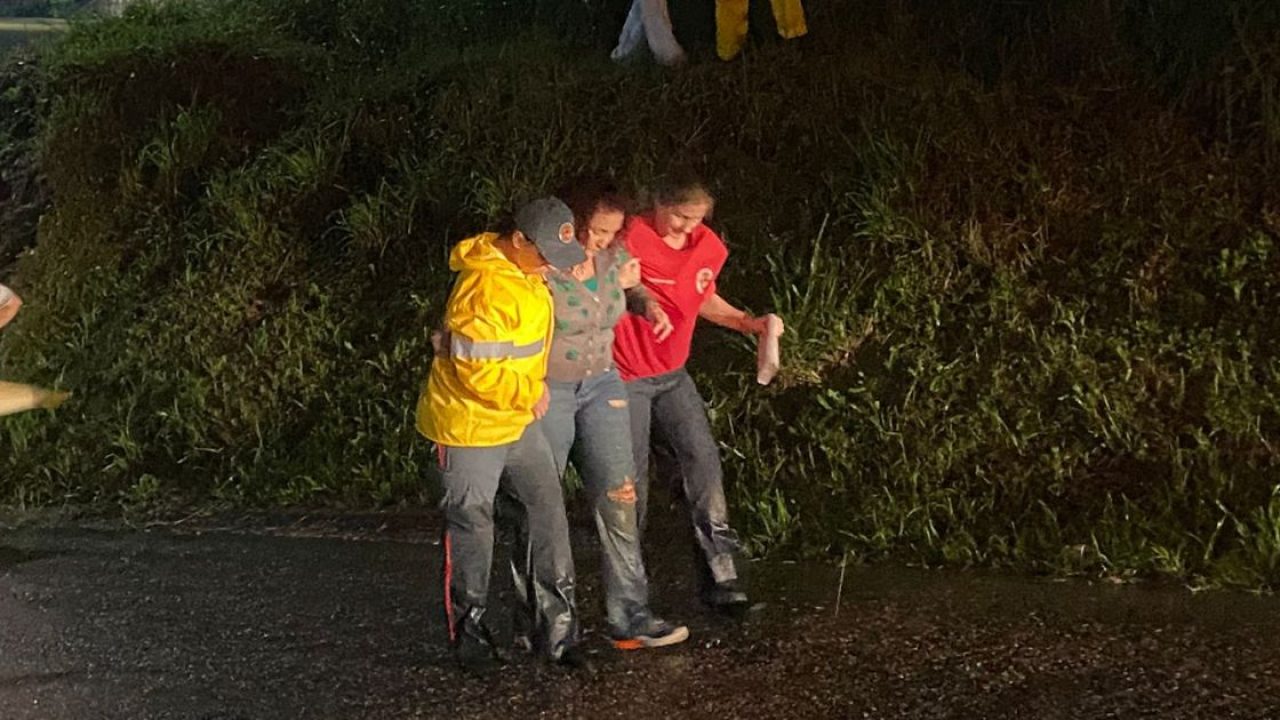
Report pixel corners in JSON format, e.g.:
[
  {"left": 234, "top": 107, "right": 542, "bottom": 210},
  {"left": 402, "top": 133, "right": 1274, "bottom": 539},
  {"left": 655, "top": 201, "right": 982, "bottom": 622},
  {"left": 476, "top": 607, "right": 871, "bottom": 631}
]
[
  {"left": 626, "top": 368, "right": 741, "bottom": 589},
  {"left": 436, "top": 421, "right": 578, "bottom": 659}
]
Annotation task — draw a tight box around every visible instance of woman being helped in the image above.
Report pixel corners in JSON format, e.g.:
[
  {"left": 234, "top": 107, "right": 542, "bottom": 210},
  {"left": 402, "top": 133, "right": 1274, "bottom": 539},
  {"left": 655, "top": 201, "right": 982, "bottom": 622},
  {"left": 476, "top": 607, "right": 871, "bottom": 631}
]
[
  {"left": 535, "top": 181, "right": 689, "bottom": 650},
  {"left": 611, "top": 173, "right": 784, "bottom": 610}
]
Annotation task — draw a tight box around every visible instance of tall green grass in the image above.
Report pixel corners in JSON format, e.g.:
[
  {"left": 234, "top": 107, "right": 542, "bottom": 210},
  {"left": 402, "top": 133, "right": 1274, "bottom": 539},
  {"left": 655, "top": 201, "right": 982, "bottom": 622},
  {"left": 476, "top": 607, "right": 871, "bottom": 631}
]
[{"left": 1, "top": 0, "right": 1279, "bottom": 588}]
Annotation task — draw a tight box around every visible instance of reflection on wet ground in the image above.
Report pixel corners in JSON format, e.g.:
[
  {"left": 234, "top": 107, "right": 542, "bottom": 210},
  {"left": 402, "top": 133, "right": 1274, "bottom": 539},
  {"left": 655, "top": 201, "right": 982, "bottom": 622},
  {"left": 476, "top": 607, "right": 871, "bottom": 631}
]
[{"left": 1, "top": 512, "right": 1277, "bottom": 719}]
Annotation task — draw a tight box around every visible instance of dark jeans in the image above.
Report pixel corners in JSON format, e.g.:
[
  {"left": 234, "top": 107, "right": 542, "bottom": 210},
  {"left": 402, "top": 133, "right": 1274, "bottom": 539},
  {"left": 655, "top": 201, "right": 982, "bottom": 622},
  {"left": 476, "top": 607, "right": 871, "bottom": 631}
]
[
  {"left": 435, "top": 420, "right": 578, "bottom": 659},
  {"left": 541, "top": 369, "right": 654, "bottom": 637},
  {"left": 626, "top": 368, "right": 741, "bottom": 589}
]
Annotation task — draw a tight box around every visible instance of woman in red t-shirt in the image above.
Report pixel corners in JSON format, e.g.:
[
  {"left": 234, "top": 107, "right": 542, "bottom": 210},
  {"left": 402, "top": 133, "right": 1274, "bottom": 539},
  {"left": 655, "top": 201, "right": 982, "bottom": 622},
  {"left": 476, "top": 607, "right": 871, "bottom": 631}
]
[{"left": 612, "top": 174, "right": 784, "bottom": 610}]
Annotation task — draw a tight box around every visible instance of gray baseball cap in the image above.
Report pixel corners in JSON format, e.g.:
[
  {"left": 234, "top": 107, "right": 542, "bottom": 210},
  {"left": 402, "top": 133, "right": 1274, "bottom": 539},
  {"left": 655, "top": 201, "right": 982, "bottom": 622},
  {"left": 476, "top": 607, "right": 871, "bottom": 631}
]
[{"left": 515, "top": 197, "right": 586, "bottom": 270}]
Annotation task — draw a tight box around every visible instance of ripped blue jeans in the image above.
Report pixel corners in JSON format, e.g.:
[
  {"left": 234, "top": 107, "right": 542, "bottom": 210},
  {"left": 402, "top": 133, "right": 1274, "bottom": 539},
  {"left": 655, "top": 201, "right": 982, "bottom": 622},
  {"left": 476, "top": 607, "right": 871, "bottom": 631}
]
[{"left": 542, "top": 368, "right": 655, "bottom": 637}]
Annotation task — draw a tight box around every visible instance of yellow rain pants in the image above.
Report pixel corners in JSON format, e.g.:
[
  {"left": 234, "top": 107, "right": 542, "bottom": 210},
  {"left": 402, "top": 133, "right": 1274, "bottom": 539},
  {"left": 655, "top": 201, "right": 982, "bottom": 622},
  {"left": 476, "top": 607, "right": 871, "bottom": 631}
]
[{"left": 716, "top": 0, "right": 808, "bottom": 61}]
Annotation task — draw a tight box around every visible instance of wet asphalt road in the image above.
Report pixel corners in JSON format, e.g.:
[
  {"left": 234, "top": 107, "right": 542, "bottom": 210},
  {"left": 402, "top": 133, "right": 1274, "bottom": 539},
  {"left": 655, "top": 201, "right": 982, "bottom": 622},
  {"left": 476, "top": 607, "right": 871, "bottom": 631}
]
[{"left": 1, "top": 512, "right": 1279, "bottom": 720}]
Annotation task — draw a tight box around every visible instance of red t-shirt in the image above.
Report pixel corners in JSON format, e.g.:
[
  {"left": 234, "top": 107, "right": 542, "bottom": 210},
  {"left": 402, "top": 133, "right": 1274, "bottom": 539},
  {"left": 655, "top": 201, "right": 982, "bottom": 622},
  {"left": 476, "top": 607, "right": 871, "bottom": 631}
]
[{"left": 612, "top": 215, "right": 728, "bottom": 381}]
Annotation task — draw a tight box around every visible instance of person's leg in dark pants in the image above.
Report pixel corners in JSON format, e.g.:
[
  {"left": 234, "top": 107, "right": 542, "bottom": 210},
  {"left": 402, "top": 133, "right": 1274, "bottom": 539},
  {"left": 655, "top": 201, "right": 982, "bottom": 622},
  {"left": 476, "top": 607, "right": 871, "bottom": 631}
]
[
  {"left": 648, "top": 368, "right": 747, "bottom": 607},
  {"left": 501, "top": 420, "right": 580, "bottom": 661},
  {"left": 436, "top": 443, "right": 507, "bottom": 662},
  {"left": 650, "top": 430, "right": 721, "bottom": 597},
  {"left": 505, "top": 383, "right": 579, "bottom": 650}
]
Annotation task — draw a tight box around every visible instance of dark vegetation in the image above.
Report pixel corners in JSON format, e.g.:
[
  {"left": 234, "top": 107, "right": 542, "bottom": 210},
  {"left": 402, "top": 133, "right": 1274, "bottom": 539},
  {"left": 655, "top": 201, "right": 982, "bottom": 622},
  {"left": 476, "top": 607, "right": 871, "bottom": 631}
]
[
  {"left": 0, "top": 1, "right": 80, "bottom": 18},
  {"left": 1, "top": 0, "right": 1279, "bottom": 588}
]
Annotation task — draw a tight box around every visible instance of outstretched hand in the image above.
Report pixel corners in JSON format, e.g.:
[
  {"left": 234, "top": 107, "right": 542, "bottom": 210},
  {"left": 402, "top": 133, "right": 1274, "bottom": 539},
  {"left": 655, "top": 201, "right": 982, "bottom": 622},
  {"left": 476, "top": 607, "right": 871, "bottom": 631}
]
[
  {"left": 646, "top": 301, "right": 674, "bottom": 342},
  {"left": 745, "top": 313, "right": 785, "bottom": 337},
  {"left": 765, "top": 313, "right": 785, "bottom": 336}
]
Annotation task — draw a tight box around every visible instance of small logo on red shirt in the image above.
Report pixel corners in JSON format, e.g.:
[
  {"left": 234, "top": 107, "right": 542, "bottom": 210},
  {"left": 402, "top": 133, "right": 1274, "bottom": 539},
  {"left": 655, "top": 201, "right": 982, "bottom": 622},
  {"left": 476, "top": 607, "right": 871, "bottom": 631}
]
[{"left": 695, "top": 268, "right": 715, "bottom": 295}]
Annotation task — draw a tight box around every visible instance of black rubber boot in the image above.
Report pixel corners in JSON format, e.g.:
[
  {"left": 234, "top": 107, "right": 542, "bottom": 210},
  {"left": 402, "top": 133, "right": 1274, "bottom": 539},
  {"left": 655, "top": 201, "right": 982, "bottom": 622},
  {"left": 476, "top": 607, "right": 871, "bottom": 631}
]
[
  {"left": 452, "top": 606, "right": 507, "bottom": 676},
  {"left": 702, "top": 579, "right": 751, "bottom": 616},
  {"left": 553, "top": 645, "right": 597, "bottom": 675}
]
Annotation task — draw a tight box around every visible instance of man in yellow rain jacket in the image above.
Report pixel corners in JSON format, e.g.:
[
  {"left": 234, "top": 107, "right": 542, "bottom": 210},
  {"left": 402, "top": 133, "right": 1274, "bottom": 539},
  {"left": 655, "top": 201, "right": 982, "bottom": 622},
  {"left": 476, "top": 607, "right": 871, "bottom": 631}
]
[
  {"left": 417, "top": 198, "right": 591, "bottom": 672},
  {"left": 1, "top": 283, "right": 70, "bottom": 417}
]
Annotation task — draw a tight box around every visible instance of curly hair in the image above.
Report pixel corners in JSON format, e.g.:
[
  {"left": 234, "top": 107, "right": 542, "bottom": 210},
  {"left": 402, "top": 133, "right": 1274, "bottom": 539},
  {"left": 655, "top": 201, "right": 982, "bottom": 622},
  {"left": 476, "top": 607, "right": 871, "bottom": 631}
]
[{"left": 557, "top": 177, "right": 631, "bottom": 228}]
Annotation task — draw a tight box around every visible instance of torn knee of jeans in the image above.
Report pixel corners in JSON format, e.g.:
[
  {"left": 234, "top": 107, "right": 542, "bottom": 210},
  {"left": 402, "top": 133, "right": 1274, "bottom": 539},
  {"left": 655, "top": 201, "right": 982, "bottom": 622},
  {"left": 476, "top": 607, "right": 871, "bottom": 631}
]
[
  {"left": 607, "top": 398, "right": 628, "bottom": 409},
  {"left": 607, "top": 478, "right": 638, "bottom": 504}
]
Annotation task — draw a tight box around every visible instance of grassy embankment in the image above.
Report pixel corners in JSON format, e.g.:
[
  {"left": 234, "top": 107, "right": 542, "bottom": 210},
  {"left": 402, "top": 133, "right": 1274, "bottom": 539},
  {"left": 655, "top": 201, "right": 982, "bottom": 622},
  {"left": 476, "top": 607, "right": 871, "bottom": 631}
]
[{"left": 2, "top": 0, "right": 1279, "bottom": 588}]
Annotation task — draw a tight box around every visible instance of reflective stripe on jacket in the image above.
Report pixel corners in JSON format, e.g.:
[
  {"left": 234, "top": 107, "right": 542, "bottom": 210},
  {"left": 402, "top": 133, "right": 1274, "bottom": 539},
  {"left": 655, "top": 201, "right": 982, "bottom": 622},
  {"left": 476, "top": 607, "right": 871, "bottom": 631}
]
[{"left": 416, "top": 233, "right": 553, "bottom": 447}]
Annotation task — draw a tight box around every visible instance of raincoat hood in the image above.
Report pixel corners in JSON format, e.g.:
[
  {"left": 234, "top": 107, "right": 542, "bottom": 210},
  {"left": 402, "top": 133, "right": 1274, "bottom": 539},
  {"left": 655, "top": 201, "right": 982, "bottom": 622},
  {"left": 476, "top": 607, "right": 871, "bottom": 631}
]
[{"left": 449, "top": 233, "right": 526, "bottom": 275}]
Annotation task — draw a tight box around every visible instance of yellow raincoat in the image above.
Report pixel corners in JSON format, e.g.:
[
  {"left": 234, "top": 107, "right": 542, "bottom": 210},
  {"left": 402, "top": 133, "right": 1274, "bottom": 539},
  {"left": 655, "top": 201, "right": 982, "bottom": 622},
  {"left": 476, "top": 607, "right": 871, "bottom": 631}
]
[
  {"left": 416, "top": 233, "right": 554, "bottom": 448},
  {"left": 717, "top": 0, "right": 807, "bottom": 61}
]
